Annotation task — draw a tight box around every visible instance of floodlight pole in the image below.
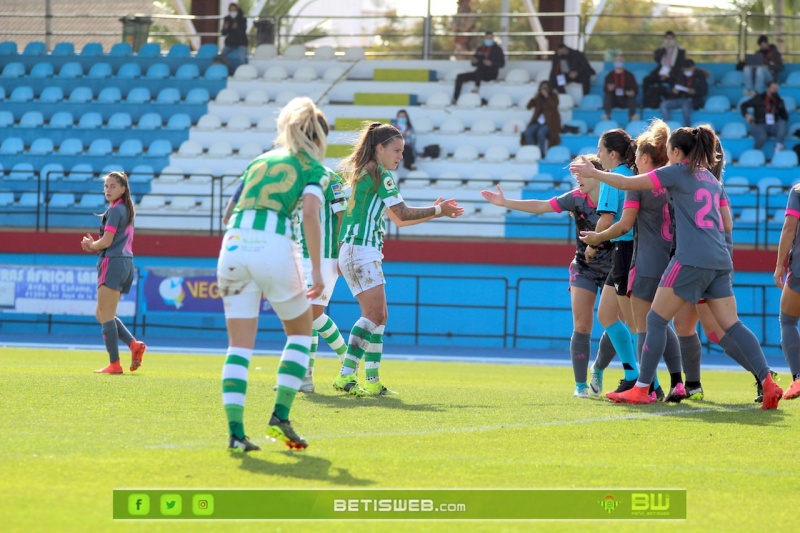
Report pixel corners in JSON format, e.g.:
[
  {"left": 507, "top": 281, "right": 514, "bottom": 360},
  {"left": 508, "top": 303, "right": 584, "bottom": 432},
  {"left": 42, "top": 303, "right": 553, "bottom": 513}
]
[
  {"left": 45, "top": 0, "right": 52, "bottom": 51},
  {"left": 423, "top": 0, "right": 431, "bottom": 59}
]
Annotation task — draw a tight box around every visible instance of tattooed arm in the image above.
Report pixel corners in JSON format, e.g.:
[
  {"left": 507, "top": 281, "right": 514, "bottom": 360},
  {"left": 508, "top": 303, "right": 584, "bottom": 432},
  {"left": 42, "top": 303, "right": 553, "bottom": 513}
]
[{"left": 387, "top": 198, "right": 463, "bottom": 227}]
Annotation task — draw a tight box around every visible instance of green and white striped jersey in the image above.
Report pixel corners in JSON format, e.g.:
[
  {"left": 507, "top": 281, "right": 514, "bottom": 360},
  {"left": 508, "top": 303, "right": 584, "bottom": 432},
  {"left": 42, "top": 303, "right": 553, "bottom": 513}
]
[
  {"left": 295, "top": 167, "right": 347, "bottom": 259},
  {"left": 229, "top": 148, "right": 327, "bottom": 237},
  {"left": 339, "top": 165, "right": 403, "bottom": 250}
]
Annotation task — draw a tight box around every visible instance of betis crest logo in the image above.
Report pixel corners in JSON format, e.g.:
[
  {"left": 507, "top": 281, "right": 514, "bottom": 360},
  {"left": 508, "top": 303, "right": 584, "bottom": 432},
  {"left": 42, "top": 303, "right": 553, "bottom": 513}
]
[{"left": 599, "top": 494, "right": 620, "bottom": 514}]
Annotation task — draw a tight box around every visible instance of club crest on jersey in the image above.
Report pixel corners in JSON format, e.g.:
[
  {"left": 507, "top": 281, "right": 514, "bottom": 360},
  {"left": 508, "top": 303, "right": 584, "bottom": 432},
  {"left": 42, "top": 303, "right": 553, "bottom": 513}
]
[{"left": 384, "top": 176, "right": 395, "bottom": 191}]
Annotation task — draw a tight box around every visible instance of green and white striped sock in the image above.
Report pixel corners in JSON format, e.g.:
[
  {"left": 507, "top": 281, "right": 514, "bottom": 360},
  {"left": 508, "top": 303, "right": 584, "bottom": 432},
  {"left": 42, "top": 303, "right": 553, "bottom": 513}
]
[
  {"left": 365, "top": 325, "right": 385, "bottom": 383},
  {"left": 222, "top": 347, "right": 253, "bottom": 439},
  {"left": 313, "top": 313, "right": 348, "bottom": 362},
  {"left": 340, "top": 317, "right": 377, "bottom": 377},
  {"left": 274, "top": 335, "right": 311, "bottom": 421},
  {"left": 306, "top": 332, "right": 319, "bottom": 378}
]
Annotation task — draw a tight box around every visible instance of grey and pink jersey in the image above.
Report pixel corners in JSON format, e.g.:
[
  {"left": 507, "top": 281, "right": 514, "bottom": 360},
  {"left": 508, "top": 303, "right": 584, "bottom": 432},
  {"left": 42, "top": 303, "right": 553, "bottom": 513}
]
[
  {"left": 99, "top": 199, "right": 134, "bottom": 257},
  {"left": 624, "top": 188, "right": 673, "bottom": 279},
  {"left": 784, "top": 187, "right": 800, "bottom": 271},
  {"left": 648, "top": 163, "right": 731, "bottom": 270},
  {"left": 550, "top": 188, "right": 612, "bottom": 274}
]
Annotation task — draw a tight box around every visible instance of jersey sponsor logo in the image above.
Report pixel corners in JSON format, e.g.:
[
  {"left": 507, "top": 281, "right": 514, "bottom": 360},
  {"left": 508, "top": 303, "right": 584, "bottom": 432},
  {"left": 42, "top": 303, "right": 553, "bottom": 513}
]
[{"left": 331, "top": 182, "right": 345, "bottom": 198}]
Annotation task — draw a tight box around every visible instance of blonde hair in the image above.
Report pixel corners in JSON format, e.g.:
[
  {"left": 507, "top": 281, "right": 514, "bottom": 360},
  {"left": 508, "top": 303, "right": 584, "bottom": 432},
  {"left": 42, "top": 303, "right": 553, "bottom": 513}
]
[
  {"left": 636, "top": 119, "right": 670, "bottom": 171},
  {"left": 274, "top": 97, "right": 328, "bottom": 162},
  {"left": 339, "top": 121, "right": 403, "bottom": 188}
]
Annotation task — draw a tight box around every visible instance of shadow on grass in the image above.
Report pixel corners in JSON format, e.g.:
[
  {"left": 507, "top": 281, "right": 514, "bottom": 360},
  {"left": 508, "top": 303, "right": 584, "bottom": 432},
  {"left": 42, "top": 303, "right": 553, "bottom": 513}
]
[
  {"left": 232, "top": 451, "right": 375, "bottom": 486},
  {"left": 604, "top": 400, "right": 792, "bottom": 427},
  {"left": 300, "top": 391, "right": 454, "bottom": 413}
]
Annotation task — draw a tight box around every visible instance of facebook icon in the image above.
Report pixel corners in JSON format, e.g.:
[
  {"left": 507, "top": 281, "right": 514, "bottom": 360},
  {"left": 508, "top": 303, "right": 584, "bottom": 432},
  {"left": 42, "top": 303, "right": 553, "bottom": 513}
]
[{"left": 128, "top": 494, "right": 150, "bottom": 515}]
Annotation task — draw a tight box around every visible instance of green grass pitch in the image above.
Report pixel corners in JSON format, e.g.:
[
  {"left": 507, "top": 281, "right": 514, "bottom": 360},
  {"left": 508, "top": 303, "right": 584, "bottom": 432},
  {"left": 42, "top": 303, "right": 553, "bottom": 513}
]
[{"left": 1, "top": 347, "right": 796, "bottom": 532}]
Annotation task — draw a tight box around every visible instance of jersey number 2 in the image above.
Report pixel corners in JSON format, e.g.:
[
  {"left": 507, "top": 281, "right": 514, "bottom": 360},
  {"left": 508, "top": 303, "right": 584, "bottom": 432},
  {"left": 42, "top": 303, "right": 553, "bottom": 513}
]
[{"left": 694, "top": 189, "right": 723, "bottom": 231}]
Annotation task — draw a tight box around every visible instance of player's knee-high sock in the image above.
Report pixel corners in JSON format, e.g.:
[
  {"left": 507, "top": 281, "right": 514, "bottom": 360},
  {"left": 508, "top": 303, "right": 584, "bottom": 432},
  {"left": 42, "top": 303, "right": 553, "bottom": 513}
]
[
  {"left": 102, "top": 320, "right": 120, "bottom": 363},
  {"left": 664, "top": 327, "right": 683, "bottom": 388},
  {"left": 779, "top": 312, "right": 800, "bottom": 379},
  {"left": 305, "top": 332, "right": 318, "bottom": 379},
  {"left": 365, "top": 325, "right": 385, "bottom": 383},
  {"left": 679, "top": 333, "right": 703, "bottom": 386},
  {"left": 717, "top": 328, "right": 755, "bottom": 374},
  {"left": 570, "top": 331, "right": 591, "bottom": 383},
  {"left": 274, "top": 335, "right": 311, "bottom": 421},
  {"left": 720, "top": 321, "right": 770, "bottom": 382},
  {"left": 222, "top": 347, "right": 252, "bottom": 439},
  {"left": 606, "top": 321, "right": 638, "bottom": 380},
  {"left": 341, "top": 317, "right": 377, "bottom": 377},
  {"left": 636, "top": 332, "right": 662, "bottom": 391},
  {"left": 115, "top": 317, "right": 134, "bottom": 346},
  {"left": 313, "top": 313, "right": 348, "bottom": 362},
  {"left": 593, "top": 331, "right": 616, "bottom": 370},
  {"left": 636, "top": 312, "right": 669, "bottom": 386}
]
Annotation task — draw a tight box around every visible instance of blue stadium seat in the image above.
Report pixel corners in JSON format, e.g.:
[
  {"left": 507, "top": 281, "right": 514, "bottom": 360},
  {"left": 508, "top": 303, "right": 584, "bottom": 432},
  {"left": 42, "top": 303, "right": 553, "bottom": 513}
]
[
  {"left": 156, "top": 87, "right": 181, "bottom": 104},
  {"left": 704, "top": 95, "right": 731, "bottom": 113},
  {"left": 67, "top": 164, "right": 94, "bottom": 181},
  {"left": 770, "top": 150, "right": 798, "bottom": 168},
  {"left": 22, "top": 41, "right": 46, "bottom": 56},
  {"left": 783, "top": 96, "right": 796, "bottom": 112},
  {"left": 29, "top": 138, "right": 54, "bottom": 155},
  {"left": 48, "top": 111, "right": 74, "bottom": 128},
  {"left": 19, "top": 111, "right": 44, "bottom": 128},
  {"left": 758, "top": 176, "right": 784, "bottom": 195},
  {"left": 58, "top": 138, "right": 84, "bottom": 155},
  {"left": 197, "top": 44, "right": 218, "bottom": 58},
  {"left": 0, "top": 110, "right": 14, "bottom": 127},
  {"left": 80, "top": 42, "right": 103, "bottom": 57},
  {"left": 40, "top": 163, "right": 65, "bottom": 180},
  {"left": 109, "top": 42, "right": 132, "bottom": 57},
  {"left": 77, "top": 112, "right": 103, "bottom": 129},
  {"left": 29, "top": 62, "right": 54, "bottom": 78},
  {"left": 52, "top": 42, "right": 75, "bottom": 56},
  {"left": 119, "top": 139, "right": 143, "bottom": 157},
  {"left": 175, "top": 63, "right": 199, "bottom": 80},
  {"left": 138, "top": 43, "right": 161, "bottom": 58},
  {"left": 39, "top": 86, "right": 64, "bottom": 103},
  {"left": 166, "top": 113, "right": 191, "bottom": 129},
  {"left": 146, "top": 62, "right": 170, "bottom": 79},
  {"left": 1, "top": 138, "right": 24, "bottom": 155},
  {"left": 49, "top": 193, "right": 75, "bottom": 208},
  {"left": 167, "top": 43, "right": 190, "bottom": 58},
  {"left": 0, "top": 192, "right": 14, "bottom": 206},
  {"left": 10, "top": 163, "right": 36, "bottom": 180},
  {"left": 117, "top": 62, "right": 141, "bottom": 79},
  {"left": 78, "top": 193, "right": 105, "bottom": 208},
  {"left": 185, "top": 87, "right": 209, "bottom": 104},
  {"left": 592, "top": 119, "right": 619, "bottom": 136},
  {"left": 130, "top": 165, "right": 155, "bottom": 184},
  {"left": 0, "top": 41, "right": 17, "bottom": 56},
  {"left": 0, "top": 86, "right": 4, "bottom": 100},
  {"left": 107, "top": 112, "right": 132, "bottom": 130},
  {"left": 137, "top": 112, "right": 162, "bottom": 129},
  {"left": 578, "top": 94, "right": 602, "bottom": 111},
  {"left": 720, "top": 70, "right": 744, "bottom": 87},
  {"left": 544, "top": 145, "right": 571, "bottom": 164},
  {"left": 785, "top": 71, "right": 800, "bottom": 88},
  {"left": 97, "top": 87, "right": 122, "bottom": 104},
  {"left": 147, "top": 139, "right": 173, "bottom": 156},
  {"left": 87, "top": 62, "right": 112, "bottom": 79},
  {"left": 126, "top": 87, "right": 151, "bottom": 103},
  {"left": 10, "top": 86, "right": 34, "bottom": 102},
  {"left": 720, "top": 122, "right": 747, "bottom": 139},
  {"left": 68, "top": 86, "right": 93, "bottom": 103},
  {"left": 625, "top": 120, "right": 648, "bottom": 137},
  {"left": 88, "top": 139, "right": 113, "bottom": 156},
  {"left": 563, "top": 119, "right": 587, "bottom": 135},
  {"left": 2, "top": 62, "right": 25, "bottom": 78},
  {"left": 58, "top": 62, "right": 83, "bottom": 79},
  {"left": 738, "top": 149, "right": 766, "bottom": 168},
  {"left": 204, "top": 64, "right": 228, "bottom": 80}
]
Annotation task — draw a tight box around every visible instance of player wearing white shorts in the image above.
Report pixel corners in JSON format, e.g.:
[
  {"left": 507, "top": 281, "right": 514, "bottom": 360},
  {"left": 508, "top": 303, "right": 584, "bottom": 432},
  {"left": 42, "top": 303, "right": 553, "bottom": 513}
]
[
  {"left": 333, "top": 122, "right": 464, "bottom": 396},
  {"left": 217, "top": 97, "right": 328, "bottom": 451}
]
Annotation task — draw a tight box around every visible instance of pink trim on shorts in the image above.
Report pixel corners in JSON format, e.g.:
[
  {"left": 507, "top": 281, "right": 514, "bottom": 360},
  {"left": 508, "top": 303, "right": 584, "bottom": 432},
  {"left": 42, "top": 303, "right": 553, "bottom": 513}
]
[
  {"left": 104, "top": 224, "right": 117, "bottom": 233},
  {"left": 623, "top": 200, "right": 640, "bottom": 210},
  {"left": 627, "top": 265, "right": 636, "bottom": 295},
  {"left": 707, "top": 330, "right": 719, "bottom": 343},
  {"left": 647, "top": 170, "right": 662, "bottom": 190},
  {"left": 549, "top": 197, "right": 563, "bottom": 213},
  {"left": 98, "top": 257, "right": 109, "bottom": 286},
  {"left": 662, "top": 261, "right": 682, "bottom": 288},
  {"left": 786, "top": 208, "right": 800, "bottom": 219}
]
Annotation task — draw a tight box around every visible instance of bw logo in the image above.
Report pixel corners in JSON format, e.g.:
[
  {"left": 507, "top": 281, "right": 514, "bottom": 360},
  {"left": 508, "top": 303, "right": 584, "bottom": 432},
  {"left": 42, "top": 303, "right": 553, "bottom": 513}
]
[{"left": 632, "top": 493, "right": 670, "bottom": 511}]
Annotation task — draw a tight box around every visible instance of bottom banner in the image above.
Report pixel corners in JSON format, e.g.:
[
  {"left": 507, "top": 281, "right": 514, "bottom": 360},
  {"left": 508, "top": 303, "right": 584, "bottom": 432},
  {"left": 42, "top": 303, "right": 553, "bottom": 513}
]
[{"left": 113, "top": 489, "right": 686, "bottom": 520}]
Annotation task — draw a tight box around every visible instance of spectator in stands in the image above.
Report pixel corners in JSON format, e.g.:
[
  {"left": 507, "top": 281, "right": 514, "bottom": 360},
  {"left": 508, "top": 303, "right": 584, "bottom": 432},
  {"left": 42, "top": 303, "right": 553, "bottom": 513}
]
[
  {"left": 221, "top": 2, "right": 249, "bottom": 70},
  {"left": 743, "top": 35, "right": 784, "bottom": 96},
  {"left": 522, "top": 81, "right": 561, "bottom": 155},
  {"left": 549, "top": 43, "right": 595, "bottom": 96},
  {"left": 391, "top": 110, "right": 417, "bottom": 171},
  {"left": 602, "top": 54, "right": 639, "bottom": 122},
  {"left": 642, "top": 31, "right": 686, "bottom": 109},
  {"left": 741, "top": 80, "right": 788, "bottom": 154},
  {"left": 452, "top": 31, "right": 506, "bottom": 103},
  {"left": 660, "top": 59, "right": 708, "bottom": 127}
]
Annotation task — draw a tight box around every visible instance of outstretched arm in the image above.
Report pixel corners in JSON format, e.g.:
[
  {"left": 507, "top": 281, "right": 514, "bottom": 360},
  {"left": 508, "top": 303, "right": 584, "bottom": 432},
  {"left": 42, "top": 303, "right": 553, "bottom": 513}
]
[
  {"left": 387, "top": 197, "right": 463, "bottom": 227},
  {"left": 569, "top": 157, "right": 655, "bottom": 191},
  {"left": 481, "top": 185, "right": 554, "bottom": 215}
]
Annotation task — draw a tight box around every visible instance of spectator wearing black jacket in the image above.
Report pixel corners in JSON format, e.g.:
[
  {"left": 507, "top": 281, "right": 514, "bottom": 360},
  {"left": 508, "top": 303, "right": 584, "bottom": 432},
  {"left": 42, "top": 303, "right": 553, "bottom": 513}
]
[
  {"left": 221, "top": 3, "right": 249, "bottom": 70},
  {"left": 741, "top": 81, "right": 788, "bottom": 153},
  {"left": 452, "top": 31, "right": 506, "bottom": 102},
  {"left": 744, "top": 35, "right": 784, "bottom": 96},
  {"left": 660, "top": 59, "right": 708, "bottom": 127},
  {"left": 549, "top": 43, "right": 595, "bottom": 96},
  {"left": 642, "top": 31, "right": 686, "bottom": 108},
  {"left": 602, "top": 54, "right": 638, "bottom": 121}
]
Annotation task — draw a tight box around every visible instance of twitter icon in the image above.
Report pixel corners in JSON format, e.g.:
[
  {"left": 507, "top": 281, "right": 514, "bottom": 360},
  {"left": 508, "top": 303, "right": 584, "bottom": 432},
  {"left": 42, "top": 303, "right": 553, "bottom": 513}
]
[{"left": 160, "top": 494, "right": 182, "bottom": 515}]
